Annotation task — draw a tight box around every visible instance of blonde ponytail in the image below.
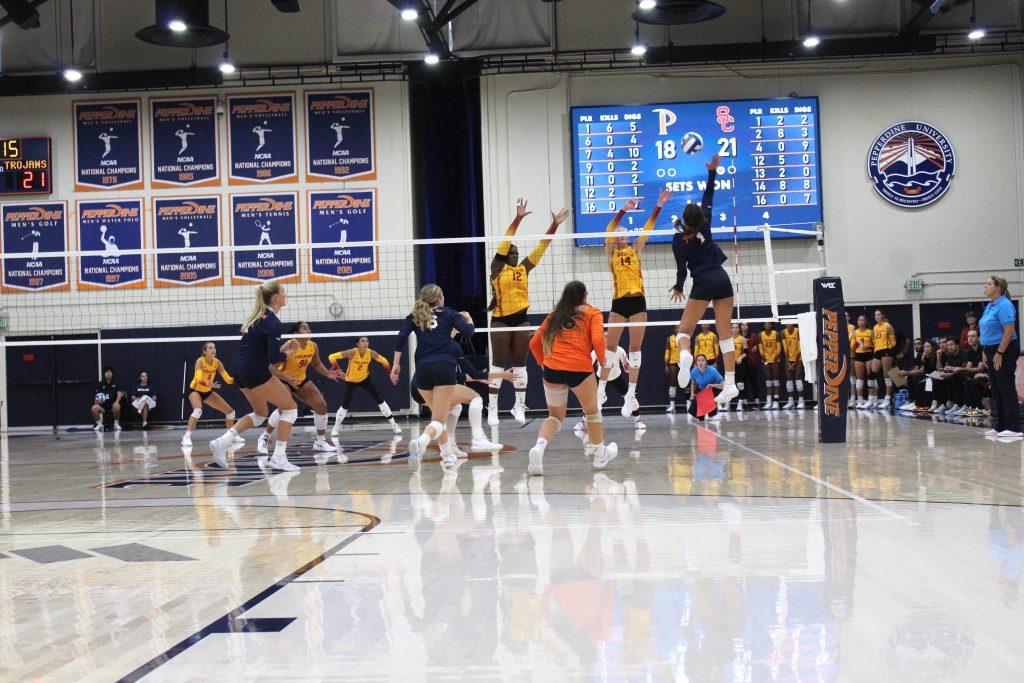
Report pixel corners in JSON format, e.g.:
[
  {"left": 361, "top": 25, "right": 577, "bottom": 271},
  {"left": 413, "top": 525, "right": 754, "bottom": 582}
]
[
  {"left": 412, "top": 284, "right": 443, "bottom": 330},
  {"left": 242, "top": 281, "right": 281, "bottom": 333}
]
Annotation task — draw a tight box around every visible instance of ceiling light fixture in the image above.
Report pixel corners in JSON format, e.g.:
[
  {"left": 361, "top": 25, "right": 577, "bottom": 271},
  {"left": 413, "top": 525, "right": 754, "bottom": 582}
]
[
  {"left": 62, "top": 68, "right": 83, "bottom": 82},
  {"left": 638, "top": 0, "right": 656, "bottom": 9},
  {"left": 802, "top": 35, "right": 820, "bottom": 47},
  {"left": 424, "top": 52, "right": 440, "bottom": 65},
  {"left": 401, "top": 8, "right": 418, "bottom": 21},
  {"left": 168, "top": 19, "right": 187, "bottom": 31},
  {"left": 968, "top": 0, "right": 984, "bottom": 40}
]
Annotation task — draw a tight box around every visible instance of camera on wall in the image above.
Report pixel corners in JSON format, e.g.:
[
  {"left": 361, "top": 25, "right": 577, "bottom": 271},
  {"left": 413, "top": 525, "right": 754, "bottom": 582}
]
[{"left": 216, "top": 102, "right": 225, "bottom": 117}]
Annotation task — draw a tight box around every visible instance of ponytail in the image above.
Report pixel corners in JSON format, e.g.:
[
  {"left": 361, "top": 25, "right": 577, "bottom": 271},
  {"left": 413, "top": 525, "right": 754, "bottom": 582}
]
[
  {"left": 543, "top": 281, "right": 587, "bottom": 355},
  {"left": 413, "top": 284, "right": 443, "bottom": 330},
  {"left": 242, "top": 281, "right": 281, "bottom": 333}
]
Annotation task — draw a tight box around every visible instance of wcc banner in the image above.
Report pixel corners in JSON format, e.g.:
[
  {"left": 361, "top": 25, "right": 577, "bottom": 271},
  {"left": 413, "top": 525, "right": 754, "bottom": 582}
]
[
  {"left": 814, "top": 277, "right": 850, "bottom": 443},
  {"left": 153, "top": 197, "right": 222, "bottom": 287},
  {"left": 150, "top": 96, "right": 220, "bottom": 188},
  {"left": 1, "top": 201, "right": 69, "bottom": 293},
  {"left": 73, "top": 99, "right": 143, "bottom": 191},
  {"left": 227, "top": 93, "right": 297, "bottom": 184},
  {"left": 76, "top": 200, "right": 145, "bottom": 290},
  {"left": 308, "top": 190, "right": 378, "bottom": 282},
  {"left": 305, "top": 89, "right": 375, "bottom": 182},
  {"left": 230, "top": 193, "right": 299, "bottom": 285}
]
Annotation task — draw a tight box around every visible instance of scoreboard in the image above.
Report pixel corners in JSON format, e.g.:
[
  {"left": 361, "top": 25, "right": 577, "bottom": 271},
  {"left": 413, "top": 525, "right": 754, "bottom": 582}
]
[
  {"left": 570, "top": 97, "right": 822, "bottom": 245},
  {"left": 0, "top": 137, "right": 52, "bottom": 195}
]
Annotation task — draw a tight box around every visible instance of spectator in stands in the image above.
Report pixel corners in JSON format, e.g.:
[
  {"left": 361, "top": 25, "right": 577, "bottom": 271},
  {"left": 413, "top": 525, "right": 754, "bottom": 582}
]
[
  {"left": 130, "top": 371, "right": 157, "bottom": 429},
  {"left": 962, "top": 329, "right": 989, "bottom": 417},
  {"left": 960, "top": 311, "right": 979, "bottom": 350},
  {"left": 688, "top": 354, "right": 724, "bottom": 421},
  {"left": 934, "top": 337, "right": 965, "bottom": 415},
  {"left": 897, "top": 340, "right": 938, "bottom": 412},
  {"left": 91, "top": 367, "right": 123, "bottom": 432},
  {"left": 980, "top": 275, "right": 1021, "bottom": 438}
]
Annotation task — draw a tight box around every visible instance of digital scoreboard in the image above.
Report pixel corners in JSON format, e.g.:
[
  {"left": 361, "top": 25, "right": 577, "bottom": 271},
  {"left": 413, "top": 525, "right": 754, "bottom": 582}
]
[
  {"left": 570, "top": 97, "right": 822, "bottom": 245},
  {"left": 1, "top": 137, "right": 52, "bottom": 195}
]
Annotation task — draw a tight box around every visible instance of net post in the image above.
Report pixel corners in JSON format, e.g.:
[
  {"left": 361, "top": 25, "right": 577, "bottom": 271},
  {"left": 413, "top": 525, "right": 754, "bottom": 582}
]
[
  {"left": 813, "top": 277, "right": 849, "bottom": 443},
  {"left": 0, "top": 331, "right": 7, "bottom": 435},
  {"left": 405, "top": 334, "right": 418, "bottom": 416},
  {"left": 761, "top": 225, "right": 780, "bottom": 319}
]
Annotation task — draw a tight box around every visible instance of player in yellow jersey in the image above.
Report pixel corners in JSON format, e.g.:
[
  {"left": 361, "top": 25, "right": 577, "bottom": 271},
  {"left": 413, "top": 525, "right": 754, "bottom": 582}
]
[
  {"left": 182, "top": 342, "right": 238, "bottom": 448},
  {"left": 695, "top": 324, "right": 720, "bottom": 366},
  {"left": 598, "top": 189, "right": 672, "bottom": 417},
  {"left": 781, "top": 323, "right": 805, "bottom": 410},
  {"left": 846, "top": 312, "right": 857, "bottom": 408},
  {"left": 852, "top": 314, "right": 875, "bottom": 409},
  {"left": 664, "top": 333, "right": 689, "bottom": 413},
  {"left": 257, "top": 322, "right": 342, "bottom": 456},
  {"left": 871, "top": 309, "right": 897, "bottom": 409},
  {"left": 329, "top": 336, "right": 402, "bottom": 436},
  {"left": 730, "top": 322, "right": 747, "bottom": 411},
  {"left": 487, "top": 199, "right": 570, "bottom": 426},
  {"left": 758, "top": 322, "right": 782, "bottom": 409}
]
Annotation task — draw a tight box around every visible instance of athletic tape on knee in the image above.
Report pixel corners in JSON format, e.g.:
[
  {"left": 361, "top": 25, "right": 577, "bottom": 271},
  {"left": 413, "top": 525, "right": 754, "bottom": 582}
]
[
  {"left": 268, "top": 409, "right": 281, "bottom": 429},
  {"left": 278, "top": 408, "right": 298, "bottom": 425},
  {"left": 585, "top": 411, "right": 603, "bottom": 424},
  {"left": 489, "top": 365, "right": 503, "bottom": 390},
  {"left": 248, "top": 412, "right": 267, "bottom": 427},
  {"left": 513, "top": 366, "right": 528, "bottom": 390},
  {"left": 314, "top": 413, "right": 328, "bottom": 431},
  {"left": 190, "top": 408, "right": 203, "bottom": 420},
  {"left": 719, "top": 337, "right": 735, "bottom": 354},
  {"left": 628, "top": 351, "right": 642, "bottom": 368},
  {"left": 544, "top": 415, "right": 563, "bottom": 432},
  {"left": 225, "top": 411, "right": 236, "bottom": 420},
  {"left": 378, "top": 401, "right": 392, "bottom": 418}
]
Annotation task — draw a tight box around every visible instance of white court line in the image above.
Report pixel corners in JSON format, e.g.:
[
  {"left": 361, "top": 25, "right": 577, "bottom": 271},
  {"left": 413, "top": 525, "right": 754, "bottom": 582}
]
[{"left": 713, "top": 431, "right": 917, "bottom": 525}]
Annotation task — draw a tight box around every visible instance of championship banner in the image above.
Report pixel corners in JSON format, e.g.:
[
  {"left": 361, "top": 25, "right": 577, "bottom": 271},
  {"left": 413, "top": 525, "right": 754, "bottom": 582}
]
[
  {"left": 73, "top": 99, "right": 143, "bottom": 191},
  {"left": 227, "top": 93, "right": 297, "bottom": 184},
  {"left": 814, "top": 276, "right": 850, "bottom": 443},
  {"left": 308, "top": 189, "right": 378, "bottom": 282},
  {"left": 153, "top": 196, "right": 222, "bottom": 287},
  {"left": 305, "top": 89, "right": 375, "bottom": 182},
  {"left": 76, "top": 199, "right": 145, "bottom": 290},
  {"left": 150, "top": 96, "right": 220, "bottom": 188},
  {"left": 1, "top": 201, "right": 69, "bottom": 293},
  {"left": 230, "top": 193, "right": 299, "bottom": 284}
]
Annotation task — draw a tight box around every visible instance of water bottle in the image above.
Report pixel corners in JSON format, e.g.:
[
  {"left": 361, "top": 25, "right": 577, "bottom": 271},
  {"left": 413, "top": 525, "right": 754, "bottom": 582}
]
[{"left": 894, "top": 388, "right": 909, "bottom": 412}]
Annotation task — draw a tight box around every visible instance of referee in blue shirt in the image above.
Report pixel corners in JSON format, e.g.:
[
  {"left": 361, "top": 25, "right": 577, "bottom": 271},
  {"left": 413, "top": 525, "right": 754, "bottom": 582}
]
[{"left": 980, "top": 275, "right": 1021, "bottom": 437}]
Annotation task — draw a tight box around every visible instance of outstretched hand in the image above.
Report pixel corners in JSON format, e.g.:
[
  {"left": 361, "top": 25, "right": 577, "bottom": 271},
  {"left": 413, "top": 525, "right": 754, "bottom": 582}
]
[
  {"left": 624, "top": 198, "right": 640, "bottom": 211},
  {"left": 707, "top": 153, "right": 721, "bottom": 171},
  {"left": 551, "top": 208, "right": 570, "bottom": 226},
  {"left": 657, "top": 188, "right": 673, "bottom": 207},
  {"left": 515, "top": 198, "right": 532, "bottom": 220}
]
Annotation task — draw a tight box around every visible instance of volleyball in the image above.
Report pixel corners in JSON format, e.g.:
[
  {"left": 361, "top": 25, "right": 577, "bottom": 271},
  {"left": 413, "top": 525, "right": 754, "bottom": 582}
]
[{"left": 681, "top": 131, "right": 703, "bottom": 155}]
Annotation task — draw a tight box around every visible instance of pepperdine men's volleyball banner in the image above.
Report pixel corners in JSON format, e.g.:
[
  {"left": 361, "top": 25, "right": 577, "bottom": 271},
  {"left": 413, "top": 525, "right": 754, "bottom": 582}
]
[
  {"left": 227, "top": 93, "right": 298, "bottom": 184},
  {"left": 305, "top": 89, "right": 376, "bottom": 181},
  {"left": 73, "top": 99, "right": 143, "bottom": 191},
  {"left": 230, "top": 193, "right": 299, "bottom": 284},
  {"left": 814, "top": 276, "right": 850, "bottom": 443},
  {"left": 76, "top": 199, "right": 145, "bottom": 290},
  {"left": 153, "top": 196, "right": 222, "bottom": 287},
  {"left": 150, "top": 97, "right": 220, "bottom": 188},
  {"left": 1, "top": 201, "right": 69, "bottom": 293},
  {"left": 308, "top": 189, "right": 378, "bottom": 282}
]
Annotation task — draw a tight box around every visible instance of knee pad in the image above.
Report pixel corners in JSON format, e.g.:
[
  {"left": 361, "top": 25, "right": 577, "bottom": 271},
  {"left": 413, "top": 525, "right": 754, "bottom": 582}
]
[
  {"left": 543, "top": 383, "right": 569, "bottom": 406},
  {"left": 448, "top": 404, "right": 463, "bottom": 419},
  {"left": 427, "top": 420, "right": 445, "bottom": 437},
  {"left": 190, "top": 408, "right": 203, "bottom": 420},
  {"left": 513, "top": 366, "right": 528, "bottom": 390},
  {"left": 248, "top": 412, "right": 267, "bottom": 427},
  {"left": 719, "top": 337, "right": 735, "bottom": 354},
  {"left": 668, "top": 386, "right": 677, "bottom": 398},
  {"left": 278, "top": 409, "right": 298, "bottom": 425},
  {"left": 543, "top": 415, "right": 563, "bottom": 432},
  {"left": 786, "top": 381, "right": 794, "bottom": 392},
  {"left": 867, "top": 379, "right": 877, "bottom": 389},
  {"left": 488, "top": 365, "right": 503, "bottom": 390},
  {"left": 585, "top": 411, "right": 603, "bottom": 424},
  {"left": 268, "top": 409, "right": 281, "bottom": 429},
  {"left": 628, "top": 351, "right": 642, "bottom": 369},
  {"left": 856, "top": 380, "right": 864, "bottom": 389},
  {"left": 884, "top": 378, "right": 893, "bottom": 387},
  {"left": 313, "top": 413, "right": 328, "bottom": 431},
  {"left": 226, "top": 411, "right": 236, "bottom": 420},
  {"left": 737, "top": 382, "right": 745, "bottom": 391},
  {"left": 795, "top": 380, "right": 804, "bottom": 390}
]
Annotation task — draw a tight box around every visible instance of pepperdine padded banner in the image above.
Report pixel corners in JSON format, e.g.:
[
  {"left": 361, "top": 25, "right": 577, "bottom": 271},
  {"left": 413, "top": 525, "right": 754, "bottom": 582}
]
[{"left": 814, "top": 276, "right": 850, "bottom": 443}]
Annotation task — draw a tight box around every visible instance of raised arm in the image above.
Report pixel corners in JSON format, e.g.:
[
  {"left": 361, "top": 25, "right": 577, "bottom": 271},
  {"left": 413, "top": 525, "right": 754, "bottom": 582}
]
[
  {"left": 698, "top": 153, "right": 721, "bottom": 242},
  {"left": 604, "top": 199, "right": 636, "bottom": 256},
  {"left": 453, "top": 310, "right": 476, "bottom": 337},
  {"left": 634, "top": 189, "right": 672, "bottom": 253},
  {"left": 523, "top": 208, "right": 570, "bottom": 273},
  {"left": 671, "top": 232, "right": 688, "bottom": 295},
  {"left": 492, "top": 198, "right": 531, "bottom": 279}
]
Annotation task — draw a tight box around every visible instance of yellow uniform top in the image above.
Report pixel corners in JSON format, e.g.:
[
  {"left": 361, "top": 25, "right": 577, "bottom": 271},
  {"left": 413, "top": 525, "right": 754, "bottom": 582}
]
[
  {"left": 665, "top": 335, "right": 680, "bottom": 364},
  {"left": 277, "top": 341, "right": 317, "bottom": 382},
  {"left": 872, "top": 322, "right": 896, "bottom": 351},
  {"left": 847, "top": 323, "right": 855, "bottom": 350},
  {"left": 783, "top": 328, "right": 801, "bottom": 362},
  {"left": 492, "top": 263, "right": 528, "bottom": 318},
  {"left": 853, "top": 328, "right": 874, "bottom": 354},
  {"left": 759, "top": 330, "right": 781, "bottom": 363},
  {"left": 189, "top": 356, "right": 233, "bottom": 392},
  {"left": 733, "top": 334, "right": 745, "bottom": 361},
  {"left": 610, "top": 245, "right": 644, "bottom": 299},
  {"left": 330, "top": 347, "right": 389, "bottom": 384},
  {"left": 695, "top": 331, "right": 718, "bottom": 360}
]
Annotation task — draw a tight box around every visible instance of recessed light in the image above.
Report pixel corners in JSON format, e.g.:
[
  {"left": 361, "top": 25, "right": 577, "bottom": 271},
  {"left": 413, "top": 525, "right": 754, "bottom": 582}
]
[{"left": 168, "top": 19, "right": 187, "bottom": 32}]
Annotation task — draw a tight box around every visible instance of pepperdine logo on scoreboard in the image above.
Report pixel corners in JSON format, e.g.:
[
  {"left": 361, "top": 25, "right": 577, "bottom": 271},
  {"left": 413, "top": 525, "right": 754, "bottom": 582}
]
[
  {"left": 305, "top": 90, "right": 376, "bottom": 181},
  {"left": 73, "top": 100, "right": 143, "bottom": 191},
  {"left": 227, "top": 93, "right": 297, "bottom": 184},
  {"left": 76, "top": 200, "right": 145, "bottom": 290},
  {"left": 230, "top": 193, "right": 299, "bottom": 284},
  {"left": 1, "top": 201, "right": 69, "bottom": 293},
  {"left": 308, "top": 189, "right": 378, "bottom": 282},
  {"left": 150, "top": 97, "right": 220, "bottom": 188},
  {"left": 154, "top": 197, "right": 222, "bottom": 287},
  {"left": 867, "top": 121, "right": 955, "bottom": 208}
]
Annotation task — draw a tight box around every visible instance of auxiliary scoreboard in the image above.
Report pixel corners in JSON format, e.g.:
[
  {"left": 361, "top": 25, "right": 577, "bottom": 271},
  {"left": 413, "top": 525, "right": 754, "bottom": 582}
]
[
  {"left": 1, "top": 137, "right": 52, "bottom": 195},
  {"left": 570, "top": 97, "right": 822, "bottom": 245}
]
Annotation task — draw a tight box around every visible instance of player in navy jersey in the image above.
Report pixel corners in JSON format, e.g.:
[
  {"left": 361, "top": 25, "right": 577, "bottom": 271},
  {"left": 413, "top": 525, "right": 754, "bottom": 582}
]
[
  {"left": 130, "top": 371, "right": 156, "bottom": 428},
  {"left": 668, "top": 153, "right": 739, "bottom": 406},
  {"left": 209, "top": 281, "right": 302, "bottom": 472},
  {"left": 391, "top": 284, "right": 476, "bottom": 469}
]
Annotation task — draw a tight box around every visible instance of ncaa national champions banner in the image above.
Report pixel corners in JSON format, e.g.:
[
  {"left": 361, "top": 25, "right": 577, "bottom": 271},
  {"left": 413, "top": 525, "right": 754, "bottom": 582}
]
[
  {"left": 230, "top": 193, "right": 299, "bottom": 284},
  {"left": 153, "top": 196, "right": 222, "bottom": 287},
  {"left": 76, "top": 199, "right": 145, "bottom": 290},
  {"left": 308, "top": 189, "right": 378, "bottom": 282},
  {"left": 73, "top": 99, "right": 143, "bottom": 191},
  {"left": 305, "top": 89, "right": 376, "bottom": 182},
  {"left": 227, "top": 93, "right": 298, "bottom": 184},
  {"left": 0, "top": 201, "right": 69, "bottom": 293},
  {"left": 150, "top": 96, "right": 220, "bottom": 188},
  {"left": 814, "top": 276, "right": 850, "bottom": 443}
]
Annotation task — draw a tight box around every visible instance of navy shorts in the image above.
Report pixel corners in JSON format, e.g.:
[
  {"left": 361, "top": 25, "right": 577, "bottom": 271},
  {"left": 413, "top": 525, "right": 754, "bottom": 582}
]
[
  {"left": 611, "top": 295, "right": 647, "bottom": 318},
  {"left": 542, "top": 367, "right": 592, "bottom": 388},
  {"left": 234, "top": 367, "right": 273, "bottom": 389},
  {"left": 689, "top": 266, "right": 734, "bottom": 301},
  {"left": 416, "top": 361, "right": 458, "bottom": 391}
]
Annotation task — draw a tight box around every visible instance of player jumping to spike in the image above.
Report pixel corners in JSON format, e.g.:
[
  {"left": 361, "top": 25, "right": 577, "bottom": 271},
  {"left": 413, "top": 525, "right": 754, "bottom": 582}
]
[
  {"left": 668, "top": 153, "right": 739, "bottom": 406},
  {"left": 178, "top": 223, "right": 198, "bottom": 248},
  {"left": 252, "top": 125, "right": 271, "bottom": 152},
  {"left": 98, "top": 131, "right": 117, "bottom": 158},
  {"left": 175, "top": 128, "right": 194, "bottom": 155},
  {"left": 330, "top": 121, "right": 350, "bottom": 148}
]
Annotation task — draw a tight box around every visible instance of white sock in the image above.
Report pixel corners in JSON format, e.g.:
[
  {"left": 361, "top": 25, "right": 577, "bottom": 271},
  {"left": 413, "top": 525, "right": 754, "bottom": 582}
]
[
  {"left": 272, "top": 440, "right": 287, "bottom": 457},
  {"left": 335, "top": 407, "right": 347, "bottom": 423},
  {"left": 598, "top": 379, "right": 608, "bottom": 393},
  {"left": 627, "top": 382, "right": 637, "bottom": 396},
  {"left": 725, "top": 371, "right": 735, "bottom": 384},
  {"left": 440, "top": 439, "right": 453, "bottom": 456},
  {"left": 378, "top": 401, "right": 392, "bottom": 418},
  {"left": 534, "top": 437, "right": 548, "bottom": 453},
  {"left": 488, "top": 394, "right": 498, "bottom": 411},
  {"left": 469, "top": 397, "right": 485, "bottom": 439},
  {"left": 218, "top": 427, "right": 239, "bottom": 444}
]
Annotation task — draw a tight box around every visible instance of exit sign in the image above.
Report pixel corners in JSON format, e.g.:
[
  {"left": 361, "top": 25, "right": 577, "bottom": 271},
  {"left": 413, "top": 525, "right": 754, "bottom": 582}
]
[{"left": 905, "top": 279, "right": 925, "bottom": 291}]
